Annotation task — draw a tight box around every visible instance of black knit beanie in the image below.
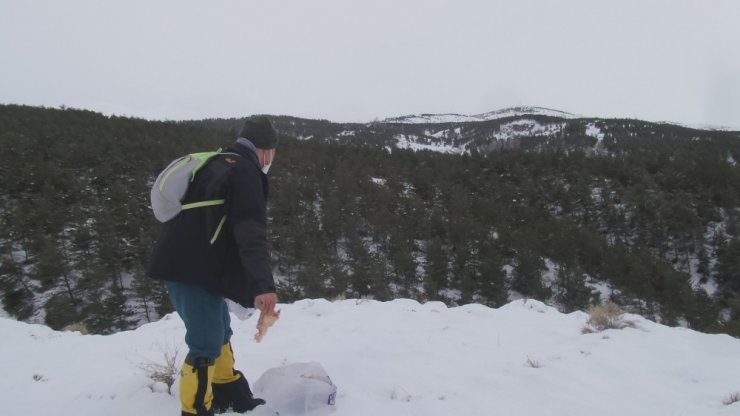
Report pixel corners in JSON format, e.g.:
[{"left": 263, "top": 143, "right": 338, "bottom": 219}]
[{"left": 238, "top": 117, "right": 278, "bottom": 149}]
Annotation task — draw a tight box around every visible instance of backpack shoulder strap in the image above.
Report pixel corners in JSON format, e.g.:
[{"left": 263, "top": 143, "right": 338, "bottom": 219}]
[{"left": 188, "top": 150, "right": 224, "bottom": 182}]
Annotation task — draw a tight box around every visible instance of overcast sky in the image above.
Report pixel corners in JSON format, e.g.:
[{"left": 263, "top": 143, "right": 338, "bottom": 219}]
[{"left": 1, "top": 0, "right": 739, "bottom": 128}]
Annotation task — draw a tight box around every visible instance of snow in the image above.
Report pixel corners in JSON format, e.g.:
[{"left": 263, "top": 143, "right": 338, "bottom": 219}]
[
  {"left": 429, "top": 129, "right": 447, "bottom": 139},
  {"left": 726, "top": 152, "right": 737, "bottom": 166},
  {"left": 393, "top": 134, "right": 464, "bottom": 155},
  {"left": 541, "top": 258, "right": 558, "bottom": 289},
  {"left": 687, "top": 220, "right": 729, "bottom": 297},
  {"left": 584, "top": 276, "right": 615, "bottom": 302},
  {"left": 492, "top": 119, "right": 565, "bottom": 140},
  {"left": 370, "top": 177, "right": 386, "bottom": 186},
  {"left": 2, "top": 298, "right": 739, "bottom": 416},
  {"left": 585, "top": 123, "right": 605, "bottom": 144}
]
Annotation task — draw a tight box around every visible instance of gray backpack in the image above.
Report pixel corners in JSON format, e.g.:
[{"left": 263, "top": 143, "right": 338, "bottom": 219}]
[{"left": 150, "top": 150, "right": 238, "bottom": 223}]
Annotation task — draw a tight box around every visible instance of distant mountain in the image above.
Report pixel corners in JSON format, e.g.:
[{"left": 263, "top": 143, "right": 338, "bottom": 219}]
[
  {"left": 187, "top": 107, "right": 740, "bottom": 157},
  {"left": 262, "top": 108, "right": 739, "bottom": 157},
  {"left": 190, "top": 107, "right": 740, "bottom": 158}
]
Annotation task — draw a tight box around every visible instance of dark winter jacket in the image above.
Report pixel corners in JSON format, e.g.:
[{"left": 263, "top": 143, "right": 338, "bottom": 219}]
[{"left": 147, "top": 141, "right": 275, "bottom": 308}]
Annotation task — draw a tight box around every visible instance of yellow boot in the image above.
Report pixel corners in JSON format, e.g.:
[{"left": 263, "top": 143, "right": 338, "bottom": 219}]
[
  {"left": 180, "top": 357, "right": 215, "bottom": 416},
  {"left": 212, "top": 342, "right": 265, "bottom": 413},
  {"left": 213, "top": 342, "right": 241, "bottom": 384}
]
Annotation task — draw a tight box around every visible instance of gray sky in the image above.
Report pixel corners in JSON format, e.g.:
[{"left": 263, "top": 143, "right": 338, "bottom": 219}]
[{"left": 1, "top": 0, "right": 739, "bottom": 128}]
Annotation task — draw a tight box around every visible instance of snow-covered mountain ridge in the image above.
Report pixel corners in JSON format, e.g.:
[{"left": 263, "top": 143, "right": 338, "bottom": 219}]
[
  {"left": 384, "top": 106, "right": 579, "bottom": 124},
  {"left": 261, "top": 106, "right": 735, "bottom": 156},
  {"left": 271, "top": 106, "right": 740, "bottom": 157},
  {"left": 354, "top": 106, "right": 739, "bottom": 156}
]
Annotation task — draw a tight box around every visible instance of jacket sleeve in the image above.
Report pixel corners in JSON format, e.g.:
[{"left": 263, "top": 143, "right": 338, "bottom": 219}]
[{"left": 225, "top": 162, "right": 276, "bottom": 298}]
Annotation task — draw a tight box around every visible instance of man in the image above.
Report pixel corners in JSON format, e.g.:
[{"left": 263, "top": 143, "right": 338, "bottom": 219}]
[{"left": 148, "top": 117, "right": 279, "bottom": 416}]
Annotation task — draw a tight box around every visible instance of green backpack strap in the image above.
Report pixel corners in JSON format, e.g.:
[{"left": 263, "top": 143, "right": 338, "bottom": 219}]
[
  {"left": 181, "top": 149, "right": 238, "bottom": 211},
  {"left": 184, "top": 150, "right": 240, "bottom": 244},
  {"left": 188, "top": 149, "right": 224, "bottom": 182}
]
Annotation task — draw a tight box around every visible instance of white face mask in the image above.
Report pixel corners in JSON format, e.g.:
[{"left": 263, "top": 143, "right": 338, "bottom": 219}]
[{"left": 257, "top": 148, "right": 275, "bottom": 174}]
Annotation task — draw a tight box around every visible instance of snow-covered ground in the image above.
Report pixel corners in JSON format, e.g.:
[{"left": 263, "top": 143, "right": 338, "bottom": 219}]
[
  {"left": 394, "top": 134, "right": 465, "bottom": 154},
  {"left": 2, "top": 298, "right": 739, "bottom": 416},
  {"left": 492, "top": 119, "right": 565, "bottom": 140},
  {"left": 585, "top": 122, "right": 606, "bottom": 144}
]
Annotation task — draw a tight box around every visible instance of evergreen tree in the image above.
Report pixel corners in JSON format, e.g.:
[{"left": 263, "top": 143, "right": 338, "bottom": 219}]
[
  {"left": 511, "top": 251, "right": 551, "bottom": 301},
  {"left": 555, "top": 264, "right": 594, "bottom": 313},
  {"left": 716, "top": 238, "right": 740, "bottom": 296},
  {"left": 387, "top": 231, "right": 418, "bottom": 299},
  {"left": 477, "top": 239, "right": 508, "bottom": 307},
  {"left": 423, "top": 236, "right": 449, "bottom": 301}
]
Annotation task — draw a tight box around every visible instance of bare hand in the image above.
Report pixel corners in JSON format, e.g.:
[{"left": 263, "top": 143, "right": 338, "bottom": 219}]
[
  {"left": 254, "top": 293, "right": 279, "bottom": 343},
  {"left": 254, "top": 293, "right": 278, "bottom": 314}
]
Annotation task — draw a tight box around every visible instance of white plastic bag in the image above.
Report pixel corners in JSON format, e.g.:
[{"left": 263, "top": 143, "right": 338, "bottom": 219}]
[
  {"left": 253, "top": 362, "right": 337, "bottom": 416},
  {"left": 227, "top": 299, "right": 255, "bottom": 321}
]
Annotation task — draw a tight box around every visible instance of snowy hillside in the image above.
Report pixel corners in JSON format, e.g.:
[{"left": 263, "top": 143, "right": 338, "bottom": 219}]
[
  {"left": 374, "top": 106, "right": 739, "bottom": 156},
  {"left": 384, "top": 106, "right": 579, "bottom": 124},
  {"left": 374, "top": 106, "right": 592, "bottom": 155},
  {"left": 2, "top": 298, "right": 739, "bottom": 416}
]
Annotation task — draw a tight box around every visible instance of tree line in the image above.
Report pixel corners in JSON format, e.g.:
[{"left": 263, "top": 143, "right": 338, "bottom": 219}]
[{"left": 1, "top": 104, "right": 739, "bottom": 336}]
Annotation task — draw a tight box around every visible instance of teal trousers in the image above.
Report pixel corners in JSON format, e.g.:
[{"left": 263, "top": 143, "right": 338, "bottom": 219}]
[{"left": 166, "top": 281, "right": 233, "bottom": 361}]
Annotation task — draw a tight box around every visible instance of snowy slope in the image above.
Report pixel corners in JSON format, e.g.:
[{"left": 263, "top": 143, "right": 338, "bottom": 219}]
[
  {"left": 492, "top": 118, "right": 566, "bottom": 140},
  {"left": 2, "top": 299, "right": 739, "bottom": 416},
  {"left": 381, "top": 107, "right": 580, "bottom": 154}
]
